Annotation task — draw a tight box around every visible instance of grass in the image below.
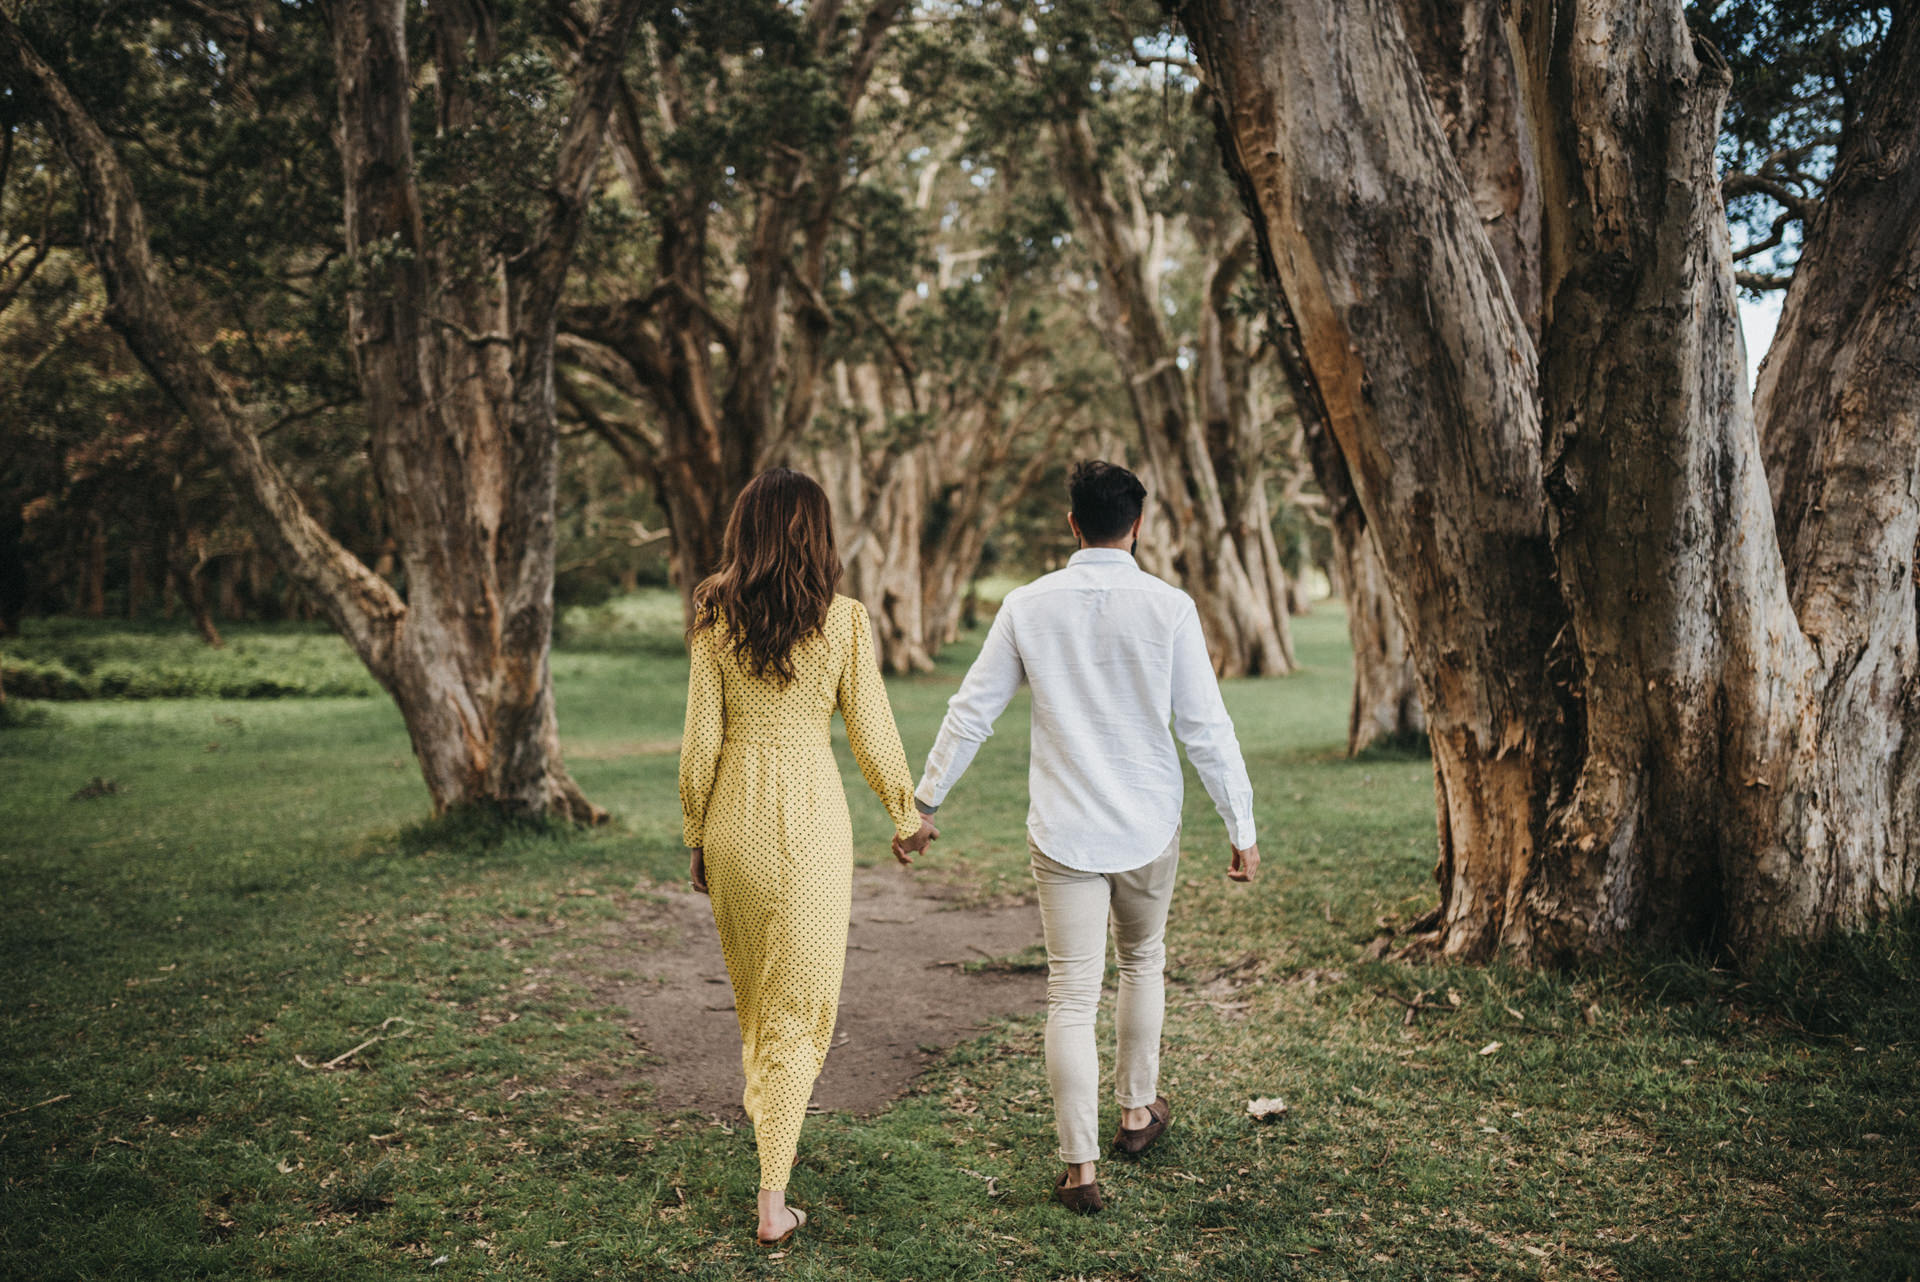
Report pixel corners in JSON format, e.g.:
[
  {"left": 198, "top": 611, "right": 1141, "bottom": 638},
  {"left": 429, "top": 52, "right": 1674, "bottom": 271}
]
[
  {"left": 1, "top": 616, "right": 383, "bottom": 700},
  {"left": 1, "top": 591, "right": 1915, "bottom": 1280}
]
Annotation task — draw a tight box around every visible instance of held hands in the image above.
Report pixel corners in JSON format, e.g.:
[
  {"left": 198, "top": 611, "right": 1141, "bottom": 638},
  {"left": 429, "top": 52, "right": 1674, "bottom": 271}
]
[
  {"left": 1228, "top": 843, "right": 1260, "bottom": 883},
  {"left": 891, "top": 816, "right": 940, "bottom": 867}
]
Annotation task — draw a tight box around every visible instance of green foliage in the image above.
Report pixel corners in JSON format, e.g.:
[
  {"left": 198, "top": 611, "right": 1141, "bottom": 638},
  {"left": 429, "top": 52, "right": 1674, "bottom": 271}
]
[
  {"left": 1688, "top": 2, "right": 1897, "bottom": 282},
  {"left": 553, "top": 590, "right": 689, "bottom": 655}
]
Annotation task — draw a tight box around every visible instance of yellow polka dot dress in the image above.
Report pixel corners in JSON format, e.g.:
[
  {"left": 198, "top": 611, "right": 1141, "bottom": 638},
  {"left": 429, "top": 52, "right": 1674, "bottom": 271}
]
[{"left": 679, "top": 595, "right": 922, "bottom": 1190}]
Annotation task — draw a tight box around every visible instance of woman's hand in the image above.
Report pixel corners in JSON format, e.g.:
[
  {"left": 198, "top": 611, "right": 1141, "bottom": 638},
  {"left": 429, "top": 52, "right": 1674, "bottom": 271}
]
[
  {"left": 689, "top": 847, "right": 709, "bottom": 894},
  {"left": 891, "top": 816, "right": 939, "bottom": 867}
]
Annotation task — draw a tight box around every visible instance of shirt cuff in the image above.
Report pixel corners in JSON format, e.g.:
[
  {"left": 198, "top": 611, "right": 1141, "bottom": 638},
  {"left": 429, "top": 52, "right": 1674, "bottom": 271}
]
[{"left": 915, "top": 795, "right": 940, "bottom": 816}]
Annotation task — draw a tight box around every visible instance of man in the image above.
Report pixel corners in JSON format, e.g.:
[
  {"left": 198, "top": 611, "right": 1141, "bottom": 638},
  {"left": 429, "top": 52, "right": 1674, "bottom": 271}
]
[{"left": 903, "top": 459, "right": 1259, "bottom": 1213}]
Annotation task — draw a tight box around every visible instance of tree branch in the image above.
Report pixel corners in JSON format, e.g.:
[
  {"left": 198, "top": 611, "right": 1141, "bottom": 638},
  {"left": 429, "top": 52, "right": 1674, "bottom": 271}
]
[{"left": 0, "top": 9, "right": 404, "bottom": 669}]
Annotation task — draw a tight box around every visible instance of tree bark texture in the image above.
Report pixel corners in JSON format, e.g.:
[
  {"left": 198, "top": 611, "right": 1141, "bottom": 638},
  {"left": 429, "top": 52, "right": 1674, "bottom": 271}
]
[
  {"left": 1179, "top": 0, "right": 1920, "bottom": 959},
  {"left": 2, "top": 0, "right": 646, "bottom": 820},
  {"left": 1303, "top": 406, "right": 1425, "bottom": 755}
]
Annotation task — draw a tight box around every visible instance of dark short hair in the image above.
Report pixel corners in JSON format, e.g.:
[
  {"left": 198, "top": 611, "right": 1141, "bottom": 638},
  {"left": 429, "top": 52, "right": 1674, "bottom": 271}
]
[{"left": 1069, "top": 460, "right": 1147, "bottom": 542}]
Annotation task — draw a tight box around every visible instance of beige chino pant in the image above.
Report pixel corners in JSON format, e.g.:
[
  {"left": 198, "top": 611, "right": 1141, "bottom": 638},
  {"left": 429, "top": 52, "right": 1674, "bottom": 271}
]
[{"left": 1027, "top": 830, "right": 1181, "bottom": 1164}]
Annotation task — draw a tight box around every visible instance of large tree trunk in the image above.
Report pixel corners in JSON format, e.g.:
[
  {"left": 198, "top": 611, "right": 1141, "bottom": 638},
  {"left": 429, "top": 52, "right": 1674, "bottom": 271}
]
[
  {"left": 1337, "top": 525, "right": 1425, "bottom": 756},
  {"left": 1298, "top": 401, "right": 1423, "bottom": 755},
  {"left": 2, "top": 0, "right": 645, "bottom": 821},
  {"left": 1179, "top": 0, "right": 1920, "bottom": 959}
]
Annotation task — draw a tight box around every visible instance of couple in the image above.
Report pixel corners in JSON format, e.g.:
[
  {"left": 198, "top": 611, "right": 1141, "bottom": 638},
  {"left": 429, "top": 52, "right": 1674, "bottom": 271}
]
[{"left": 678, "top": 460, "right": 1260, "bottom": 1245}]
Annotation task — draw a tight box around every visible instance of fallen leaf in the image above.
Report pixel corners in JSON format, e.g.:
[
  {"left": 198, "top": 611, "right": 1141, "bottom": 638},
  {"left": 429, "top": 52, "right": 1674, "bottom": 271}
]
[
  {"left": 1479, "top": 1041, "right": 1503, "bottom": 1056},
  {"left": 1246, "top": 1096, "right": 1289, "bottom": 1121}
]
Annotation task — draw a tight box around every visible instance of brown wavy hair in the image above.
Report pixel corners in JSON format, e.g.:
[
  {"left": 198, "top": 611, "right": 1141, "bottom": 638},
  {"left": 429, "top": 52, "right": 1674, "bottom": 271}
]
[{"left": 690, "top": 468, "right": 842, "bottom": 683}]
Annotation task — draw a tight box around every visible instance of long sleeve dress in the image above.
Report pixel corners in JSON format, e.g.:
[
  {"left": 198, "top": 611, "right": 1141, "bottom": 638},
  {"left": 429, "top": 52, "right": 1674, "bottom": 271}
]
[{"left": 678, "top": 594, "right": 922, "bottom": 1190}]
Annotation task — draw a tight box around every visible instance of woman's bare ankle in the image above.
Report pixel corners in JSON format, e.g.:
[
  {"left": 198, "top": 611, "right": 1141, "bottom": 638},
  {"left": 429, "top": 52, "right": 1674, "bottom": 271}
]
[{"left": 756, "top": 1188, "right": 789, "bottom": 1235}]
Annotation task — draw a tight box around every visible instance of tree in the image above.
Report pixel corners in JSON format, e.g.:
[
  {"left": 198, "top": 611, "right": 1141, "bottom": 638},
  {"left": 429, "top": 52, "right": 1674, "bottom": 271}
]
[
  {"left": 804, "top": 131, "right": 1104, "bottom": 671},
  {"left": 558, "top": 0, "right": 911, "bottom": 616},
  {"left": 1691, "top": 0, "right": 1897, "bottom": 291},
  {"left": 1004, "top": 9, "right": 1299, "bottom": 677},
  {"left": 2, "top": 0, "right": 647, "bottom": 820},
  {"left": 1298, "top": 402, "right": 1424, "bottom": 756},
  {"left": 1178, "top": 0, "right": 1919, "bottom": 959}
]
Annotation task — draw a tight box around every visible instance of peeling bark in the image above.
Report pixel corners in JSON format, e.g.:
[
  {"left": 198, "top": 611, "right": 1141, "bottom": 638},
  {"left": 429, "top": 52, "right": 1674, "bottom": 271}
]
[{"left": 1179, "top": 0, "right": 1920, "bottom": 958}]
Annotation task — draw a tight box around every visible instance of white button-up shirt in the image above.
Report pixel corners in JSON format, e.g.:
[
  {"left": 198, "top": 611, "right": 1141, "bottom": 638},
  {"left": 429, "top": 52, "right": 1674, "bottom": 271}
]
[{"left": 914, "top": 547, "right": 1257, "bottom": 873}]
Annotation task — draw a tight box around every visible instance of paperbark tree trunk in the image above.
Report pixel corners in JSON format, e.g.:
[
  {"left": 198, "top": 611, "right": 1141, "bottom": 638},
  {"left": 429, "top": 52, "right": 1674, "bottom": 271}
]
[
  {"left": 1, "top": 0, "right": 645, "bottom": 821},
  {"left": 1179, "top": 0, "right": 1920, "bottom": 959},
  {"left": 1294, "top": 365, "right": 1424, "bottom": 756},
  {"left": 1339, "top": 527, "right": 1425, "bottom": 754}
]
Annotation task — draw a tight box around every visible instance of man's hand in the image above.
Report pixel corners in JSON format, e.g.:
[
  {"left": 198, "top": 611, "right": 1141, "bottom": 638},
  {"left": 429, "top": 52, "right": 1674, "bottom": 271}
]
[
  {"left": 689, "top": 847, "right": 709, "bottom": 894},
  {"left": 892, "top": 816, "right": 940, "bottom": 866},
  {"left": 1228, "top": 843, "right": 1259, "bottom": 883}
]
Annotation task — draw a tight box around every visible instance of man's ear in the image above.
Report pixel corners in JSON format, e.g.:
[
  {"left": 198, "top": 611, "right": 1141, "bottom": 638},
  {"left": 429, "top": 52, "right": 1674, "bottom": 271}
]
[
  {"left": 1068, "top": 511, "right": 1082, "bottom": 546},
  {"left": 1129, "top": 514, "right": 1144, "bottom": 541}
]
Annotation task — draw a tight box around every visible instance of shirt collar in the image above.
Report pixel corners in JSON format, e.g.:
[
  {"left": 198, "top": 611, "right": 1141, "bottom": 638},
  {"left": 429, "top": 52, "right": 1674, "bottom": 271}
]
[{"left": 1068, "top": 547, "right": 1136, "bottom": 567}]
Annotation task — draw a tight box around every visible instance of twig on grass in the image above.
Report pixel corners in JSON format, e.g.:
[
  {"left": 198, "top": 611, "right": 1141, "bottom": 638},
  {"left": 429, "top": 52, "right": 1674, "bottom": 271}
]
[
  {"left": 0, "top": 1092, "right": 72, "bottom": 1119},
  {"left": 1204, "top": 952, "right": 1262, "bottom": 984},
  {"left": 322, "top": 1036, "right": 382, "bottom": 1069},
  {"left": 1374, "top": 987, "right": 1455, "bottom": 1026},
  {"left": 959, "top": 1167, "right": 1003, "bottom": 1197}
]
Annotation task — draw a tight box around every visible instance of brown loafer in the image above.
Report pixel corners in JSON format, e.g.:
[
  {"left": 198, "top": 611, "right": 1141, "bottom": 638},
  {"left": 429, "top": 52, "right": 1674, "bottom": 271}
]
[
  {"left": 1113, "top": 1095, "right": 1171, "bottom": 1156},
  {"left": 1053, "top": 1169, "right": 1103, "bottom": 1214}
]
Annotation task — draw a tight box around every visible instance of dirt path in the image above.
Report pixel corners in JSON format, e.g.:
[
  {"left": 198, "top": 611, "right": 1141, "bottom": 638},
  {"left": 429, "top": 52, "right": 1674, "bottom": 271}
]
[{"left": 564, "top": 867, "right": 1045, "bottom": 1117}]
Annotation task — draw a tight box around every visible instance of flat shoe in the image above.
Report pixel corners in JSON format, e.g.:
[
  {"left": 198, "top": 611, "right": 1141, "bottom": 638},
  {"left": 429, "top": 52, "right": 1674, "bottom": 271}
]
[
  {"left": 1054, "top": 1169, "right": 1103, "bottom": 1214},
  {"left": 1113, "top": 1095, "right": 1171, "bottom": 1156},
  {"left": 757, "top": 1205, "right": 806, "bottom": 1246}
]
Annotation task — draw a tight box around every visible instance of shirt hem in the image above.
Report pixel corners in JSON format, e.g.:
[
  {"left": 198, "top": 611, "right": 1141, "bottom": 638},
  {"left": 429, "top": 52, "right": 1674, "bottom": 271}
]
[{"left": 1026, "top": 816, "right": 1182, "bottom": 874}]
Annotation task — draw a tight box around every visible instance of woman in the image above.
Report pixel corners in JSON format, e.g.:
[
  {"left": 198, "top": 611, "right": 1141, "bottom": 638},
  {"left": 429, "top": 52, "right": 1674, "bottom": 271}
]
[{"left": 678, "top": 468, "right": 937, "bottom": 1246}]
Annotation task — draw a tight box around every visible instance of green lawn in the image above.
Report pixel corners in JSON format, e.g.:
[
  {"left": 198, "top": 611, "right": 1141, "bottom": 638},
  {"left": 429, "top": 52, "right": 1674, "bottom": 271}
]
[{"left": 1, "top": 596, "right": 1915, "bottom": 1280}]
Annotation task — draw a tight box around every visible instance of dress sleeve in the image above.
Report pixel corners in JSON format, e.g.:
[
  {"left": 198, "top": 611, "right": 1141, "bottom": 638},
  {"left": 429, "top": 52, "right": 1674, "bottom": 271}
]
[
  {"left": 836, "top": 599, "right": 923, "bottom": 842},
  {"left": 679, "top": 623, "right": 726, "bottom": 848}
]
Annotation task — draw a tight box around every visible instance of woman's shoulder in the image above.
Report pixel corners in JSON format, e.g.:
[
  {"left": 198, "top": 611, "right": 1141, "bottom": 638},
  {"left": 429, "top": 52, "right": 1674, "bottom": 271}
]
[{"left": 829, "top": 593, "right": 865, "bottom": 621}]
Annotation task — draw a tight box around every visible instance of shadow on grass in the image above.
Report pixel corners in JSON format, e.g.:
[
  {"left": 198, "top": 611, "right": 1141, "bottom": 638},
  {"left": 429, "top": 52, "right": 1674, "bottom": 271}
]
[
  {"left": 389, "top": 802, "right": 583, "bottom": 857},
  {"left": 1351, "top": 729, "right": 1432, "bottom": 762},
  {"left": 1544, "top": 907, "right": 1920, "bottom": 1047}
]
